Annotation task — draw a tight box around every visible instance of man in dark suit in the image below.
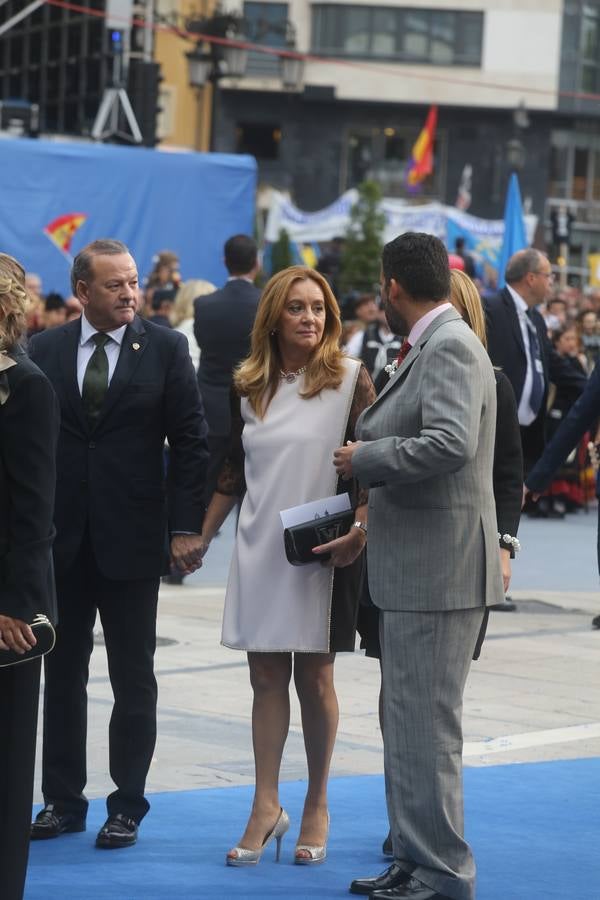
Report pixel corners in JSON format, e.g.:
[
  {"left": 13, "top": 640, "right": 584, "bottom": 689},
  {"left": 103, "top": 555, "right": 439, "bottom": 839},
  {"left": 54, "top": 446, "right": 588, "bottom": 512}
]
[
  {"left": 29, "top": 239, "right": 209, "bottom": 849},
  {"left": 194, "top": 234, "right": 260, "bottom": 503},
  {"left": 0, "top": 253, "right": 59, "bottom": 900},
  {"left": 484, "top": 248, "right": 585, "bottom": 480},
  {"left": 525, "top": 362, "right": 600, "bottom": 629}
]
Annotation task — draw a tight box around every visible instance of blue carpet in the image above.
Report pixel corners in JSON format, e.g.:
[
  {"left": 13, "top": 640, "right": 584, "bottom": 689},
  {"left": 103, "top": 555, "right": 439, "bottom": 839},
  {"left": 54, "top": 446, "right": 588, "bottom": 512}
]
[{"left": 26, "top": 758, "right": 600, "bottom": 899}]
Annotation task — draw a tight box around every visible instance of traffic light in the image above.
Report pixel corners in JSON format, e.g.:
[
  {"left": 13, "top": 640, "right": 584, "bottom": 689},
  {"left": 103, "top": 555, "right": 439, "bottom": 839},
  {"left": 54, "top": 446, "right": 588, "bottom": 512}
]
[{"left": 128, "top": 60, "right": 162, "bottom": 148}]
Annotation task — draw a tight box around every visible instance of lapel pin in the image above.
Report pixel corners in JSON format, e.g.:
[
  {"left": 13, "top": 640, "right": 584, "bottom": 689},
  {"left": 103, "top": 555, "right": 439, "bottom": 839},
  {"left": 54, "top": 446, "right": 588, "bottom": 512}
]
[{"left": 132, "top": 342, "right": 140, "bottom": 351}]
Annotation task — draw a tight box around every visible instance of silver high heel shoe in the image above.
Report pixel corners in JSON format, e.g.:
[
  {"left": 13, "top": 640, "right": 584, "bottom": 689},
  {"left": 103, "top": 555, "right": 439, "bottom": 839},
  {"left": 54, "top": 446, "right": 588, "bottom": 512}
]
[
  {"left": 294, "top": 811, "right": 330, "bottom": 865},
  {"left": 226, "top": 808, "right": 290, "bottom": 867}
]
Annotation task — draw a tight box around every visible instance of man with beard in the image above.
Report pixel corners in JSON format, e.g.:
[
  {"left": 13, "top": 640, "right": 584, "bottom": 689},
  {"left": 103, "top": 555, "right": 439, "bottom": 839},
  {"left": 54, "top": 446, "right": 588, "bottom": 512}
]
[
  {"left": 29, "top": 240, "right": 209, "bottom": 849},
  {"left": 334, "top": 233, "right": 502, "bottom": 900}
]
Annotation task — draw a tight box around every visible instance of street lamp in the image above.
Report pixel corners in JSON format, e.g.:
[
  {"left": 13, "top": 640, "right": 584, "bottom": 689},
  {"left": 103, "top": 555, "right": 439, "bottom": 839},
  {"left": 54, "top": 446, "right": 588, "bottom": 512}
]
[
  {"left": 185, "top": 38, "right": 248, "bottom": 89},
  {"left": 185, "top": 6, "right": 304, "bottom": 150},
  {"left": 279, "top": 23, "right": 304, "bottom": 91},
  {"left": 505, "top": 137, "right": 526, "bottom": 173},
  {"left": 505, "top": 100, "right": 530, "bottom": 173},
  {"left": 185, "top": 8, "right": 247, "bottom": 151}
]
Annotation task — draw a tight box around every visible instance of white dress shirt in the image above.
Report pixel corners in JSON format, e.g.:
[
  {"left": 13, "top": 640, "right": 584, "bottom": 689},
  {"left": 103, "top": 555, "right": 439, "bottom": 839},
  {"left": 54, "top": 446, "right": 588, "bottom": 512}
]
[
  {"left": 506, "top": 285, "right": 539, "bottom": 427},
  {"left": 77, "top": 314, "right": 127, "bottom": 395}
]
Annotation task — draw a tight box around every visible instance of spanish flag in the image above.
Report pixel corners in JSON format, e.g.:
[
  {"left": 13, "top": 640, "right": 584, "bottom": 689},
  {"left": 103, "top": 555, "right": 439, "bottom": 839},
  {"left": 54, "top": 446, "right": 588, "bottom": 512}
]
[
  {"left": 43, "top": 213, "right": 87, "bottom": 257},
  {"left": 405, "top": 106, "right": 438, "bottom": 190}
]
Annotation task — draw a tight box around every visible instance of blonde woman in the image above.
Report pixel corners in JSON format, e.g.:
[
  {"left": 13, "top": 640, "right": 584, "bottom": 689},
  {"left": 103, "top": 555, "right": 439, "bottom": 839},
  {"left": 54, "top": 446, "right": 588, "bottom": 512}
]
[
  {"left": 170, "top": 278, "right": 216, "bottom": 369},
  {"left": 200, "top": 266, "right": 375, "bottom": 867},
  {"left": 0, "top": 254, "right": 59, "bottom": 900},
  {"left": 449, "top": 269, "right": 523, "bottom": 594}
]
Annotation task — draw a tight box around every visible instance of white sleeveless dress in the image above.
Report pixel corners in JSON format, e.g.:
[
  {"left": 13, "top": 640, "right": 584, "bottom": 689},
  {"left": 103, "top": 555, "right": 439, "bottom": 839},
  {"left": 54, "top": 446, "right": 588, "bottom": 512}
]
[{"left": 221, "top": 358, "right": 361, "bottom": 653}]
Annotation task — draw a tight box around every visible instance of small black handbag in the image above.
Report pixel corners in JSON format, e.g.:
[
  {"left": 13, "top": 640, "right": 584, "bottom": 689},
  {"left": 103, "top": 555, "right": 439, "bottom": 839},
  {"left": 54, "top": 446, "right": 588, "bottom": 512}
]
[
  {"left": 0, "top": 614, "right": 56, "bottom": 668},
  {"left": 284, "top": 508, "right": 355, "bottom": 566}
]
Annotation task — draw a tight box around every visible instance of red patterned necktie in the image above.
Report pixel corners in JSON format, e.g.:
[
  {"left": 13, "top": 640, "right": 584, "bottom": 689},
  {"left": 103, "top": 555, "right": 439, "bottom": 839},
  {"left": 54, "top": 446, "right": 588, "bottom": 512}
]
[{"left": 395, "top": 339, "right": 412, "bottom": 364}]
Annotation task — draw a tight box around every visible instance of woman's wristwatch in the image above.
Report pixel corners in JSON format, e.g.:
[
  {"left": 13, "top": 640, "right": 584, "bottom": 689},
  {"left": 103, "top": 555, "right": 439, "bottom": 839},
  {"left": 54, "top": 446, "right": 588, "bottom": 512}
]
[{"left": 352, "top": 520, "right": 368, "bottom": 537}]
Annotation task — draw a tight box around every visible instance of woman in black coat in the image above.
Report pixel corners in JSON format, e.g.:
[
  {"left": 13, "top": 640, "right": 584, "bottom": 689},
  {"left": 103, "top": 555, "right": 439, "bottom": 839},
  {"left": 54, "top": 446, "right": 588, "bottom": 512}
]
[{"left": 0, "top": 253, "right": 59, "bottom": 900}]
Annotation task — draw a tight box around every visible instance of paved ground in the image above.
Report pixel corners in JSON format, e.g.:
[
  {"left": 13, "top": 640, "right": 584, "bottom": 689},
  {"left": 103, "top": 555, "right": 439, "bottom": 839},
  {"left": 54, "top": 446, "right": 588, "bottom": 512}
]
[{"left": 33, "top": 507, "right": 600, "bottom": 804}]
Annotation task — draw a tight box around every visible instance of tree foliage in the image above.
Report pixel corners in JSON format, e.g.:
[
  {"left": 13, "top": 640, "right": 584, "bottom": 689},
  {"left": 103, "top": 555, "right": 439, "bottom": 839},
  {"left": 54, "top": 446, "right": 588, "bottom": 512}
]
[
  {"left": 270, "top": 228, "right": 294, "bottom": 275},
  {"left": 339, "top": 180, "right": 386, "bottom": 295}
]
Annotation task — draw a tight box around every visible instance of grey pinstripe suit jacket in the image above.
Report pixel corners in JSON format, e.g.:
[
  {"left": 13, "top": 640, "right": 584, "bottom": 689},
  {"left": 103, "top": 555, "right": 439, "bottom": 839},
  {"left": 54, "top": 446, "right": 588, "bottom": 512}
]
[{"left": 353, "top": 307, "right": 504, "bottom": 612}]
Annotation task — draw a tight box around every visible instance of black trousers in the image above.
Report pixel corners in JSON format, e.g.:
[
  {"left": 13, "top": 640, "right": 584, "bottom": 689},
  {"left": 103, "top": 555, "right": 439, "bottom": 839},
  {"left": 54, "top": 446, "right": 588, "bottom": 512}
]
[
  {"left": 0, "top": 657, "right": 41, "bottom": 900},
  {"left": 42, "top": 534, "right": 159, "bottom": 823}
]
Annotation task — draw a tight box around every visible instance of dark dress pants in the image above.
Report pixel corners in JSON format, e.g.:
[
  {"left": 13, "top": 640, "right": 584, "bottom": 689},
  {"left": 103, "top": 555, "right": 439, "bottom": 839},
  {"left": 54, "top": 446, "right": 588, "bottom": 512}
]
[
  {"left": 42, "top": 534, "right": 159, "bottom": 823},
  {"left": 0, "top": 657, "right": 42, "bottom": 900}
]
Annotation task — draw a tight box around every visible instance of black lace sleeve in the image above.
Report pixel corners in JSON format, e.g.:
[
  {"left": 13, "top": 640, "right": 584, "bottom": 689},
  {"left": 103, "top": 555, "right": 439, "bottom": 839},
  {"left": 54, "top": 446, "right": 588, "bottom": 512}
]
[
  {"left": 215, "top": 389, "right": 246, "bottom": 497},
  {"left": 342, "top": 364, "right": 376, "bottom": 506}
]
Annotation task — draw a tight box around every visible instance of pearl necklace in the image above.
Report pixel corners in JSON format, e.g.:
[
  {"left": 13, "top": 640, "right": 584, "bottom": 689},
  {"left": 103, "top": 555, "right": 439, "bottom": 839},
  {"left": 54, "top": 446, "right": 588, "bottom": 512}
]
[{"left": 279, "top": 365, "right": 307, "bottom": 384}]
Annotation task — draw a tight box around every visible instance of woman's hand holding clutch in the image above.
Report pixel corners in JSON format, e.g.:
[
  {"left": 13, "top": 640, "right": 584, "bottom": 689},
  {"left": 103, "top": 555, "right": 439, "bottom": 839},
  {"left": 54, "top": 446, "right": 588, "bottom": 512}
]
[{"left": 312, "top": 524, "right": 366, "bottom": 569}]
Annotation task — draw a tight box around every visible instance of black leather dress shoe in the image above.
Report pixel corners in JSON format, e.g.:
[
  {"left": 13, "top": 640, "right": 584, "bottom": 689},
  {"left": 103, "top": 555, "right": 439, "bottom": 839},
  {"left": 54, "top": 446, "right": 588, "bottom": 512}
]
[
  {"left": 350, "top": 863, "right": 411, "bottom": 895},
  {"left": 370, "top": 875, "right": 453, "bottom": 900},
  {"left": 95, "top": 814, "right": 138, "bottom": 849},
  {"left": 30, "top": 804, "right": 86, "bottom": 840}
]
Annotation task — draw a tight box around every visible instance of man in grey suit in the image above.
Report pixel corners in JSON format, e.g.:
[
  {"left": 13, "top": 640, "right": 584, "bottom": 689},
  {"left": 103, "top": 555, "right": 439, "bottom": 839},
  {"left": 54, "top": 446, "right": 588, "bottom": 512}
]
[{"left": 335, "top": 233, "right": 503, "bottom": 900}]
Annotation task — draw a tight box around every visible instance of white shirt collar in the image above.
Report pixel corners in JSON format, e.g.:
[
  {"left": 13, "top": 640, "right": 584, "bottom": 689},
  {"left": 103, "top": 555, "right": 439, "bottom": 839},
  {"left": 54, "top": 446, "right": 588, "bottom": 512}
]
[
  {"left": 227, "top": 276, "right": 255, "bottom": 284},
  {"left": 506, "top": 284, "right": 529, "bottom": 316},
  {"left": 80, "top": 313, "right": 128, "bottom": 347},
  {"left": 407, "top": 302, "right": 453, "bottom": 346}
]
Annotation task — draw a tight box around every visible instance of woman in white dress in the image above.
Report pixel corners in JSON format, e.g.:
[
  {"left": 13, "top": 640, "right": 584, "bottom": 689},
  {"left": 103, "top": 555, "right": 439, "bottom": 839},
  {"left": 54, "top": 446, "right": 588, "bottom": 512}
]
[{"left": 200, "top": 266, "right": 375, "bottom": 867}]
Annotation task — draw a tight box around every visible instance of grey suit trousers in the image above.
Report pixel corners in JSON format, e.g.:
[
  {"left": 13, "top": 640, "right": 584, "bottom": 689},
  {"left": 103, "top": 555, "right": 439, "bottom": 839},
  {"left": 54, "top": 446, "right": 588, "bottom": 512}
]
[{"left": 380, "top": 606, "right": 485, "bottom": 900}]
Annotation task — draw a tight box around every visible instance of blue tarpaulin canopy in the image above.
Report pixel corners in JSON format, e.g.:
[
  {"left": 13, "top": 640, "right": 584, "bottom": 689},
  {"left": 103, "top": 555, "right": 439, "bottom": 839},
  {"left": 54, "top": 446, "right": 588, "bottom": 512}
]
[{"left": 0, "top": 137, "right": 257, "bottom": 294}]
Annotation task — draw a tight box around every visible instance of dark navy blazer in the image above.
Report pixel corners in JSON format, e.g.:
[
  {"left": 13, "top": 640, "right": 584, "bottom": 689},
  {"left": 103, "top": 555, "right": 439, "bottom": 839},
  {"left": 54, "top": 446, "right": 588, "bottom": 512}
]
[
  {"left": 29, "top": 316, "right": 209, "bottom": 580},
  {"left": 526, "top": 360, "right": 600, "bottom": 494}
]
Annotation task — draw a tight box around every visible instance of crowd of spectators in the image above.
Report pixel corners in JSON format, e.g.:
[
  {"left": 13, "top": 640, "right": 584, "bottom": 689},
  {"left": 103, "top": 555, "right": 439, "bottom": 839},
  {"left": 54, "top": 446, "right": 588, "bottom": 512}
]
[{"left": 23, "top": 242, "right": 600, "bottom": 528}]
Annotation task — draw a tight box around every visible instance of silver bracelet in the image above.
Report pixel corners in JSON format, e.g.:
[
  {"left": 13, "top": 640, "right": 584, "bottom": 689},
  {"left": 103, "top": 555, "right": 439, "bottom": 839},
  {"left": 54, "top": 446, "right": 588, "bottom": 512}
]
[{"left": 498, "top": 532, "right": 521, "bottom": 553}]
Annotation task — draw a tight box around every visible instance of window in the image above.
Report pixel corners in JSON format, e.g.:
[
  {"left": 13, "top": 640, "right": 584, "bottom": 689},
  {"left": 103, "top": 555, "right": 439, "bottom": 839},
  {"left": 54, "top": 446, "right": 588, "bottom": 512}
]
[
  {"left": 593, "top": 150, "right": 600, "bottom": 201},
  {"left": 559, "top": 2, "right": 600, "bottom": 105},
  {"left": 573, "top": 147, "right": 590, "bottom": 200},
  {"left": 549, "top": 146, "right": 569, "bottom": 199},
  {"left": 236, "top": 122, "right": 281, "bottom": 159},
  {"left": 342, "top": 125, "right": 445, "bottom": 198},
  {"left": 243, "top": 2, "right": 288, "bottom": 78},
  {"left": 312, "top": 5, "right": 483, "bottom": 66},
  {"left": 548, "top": 131, "right": 600, "bottom": 203}
]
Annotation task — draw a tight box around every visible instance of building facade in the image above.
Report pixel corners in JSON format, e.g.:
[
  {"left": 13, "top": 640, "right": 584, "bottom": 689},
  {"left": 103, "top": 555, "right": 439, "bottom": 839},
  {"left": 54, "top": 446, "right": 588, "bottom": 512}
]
[
  {"left": 206, "top": 0, "right": 600, "bottom": 281},
  {"left": 2, "top": 1, "right": 600, "bottom": 279}
]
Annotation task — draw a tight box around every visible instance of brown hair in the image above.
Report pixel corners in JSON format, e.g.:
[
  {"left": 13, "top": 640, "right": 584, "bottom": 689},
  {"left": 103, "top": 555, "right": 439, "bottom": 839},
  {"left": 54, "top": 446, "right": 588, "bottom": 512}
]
[
  {"left": 235, "top": 266, "right": 344, "bottom": 417},
  {"left": 0, "top": 253, "right": 29, "bottom": 350},
  {"left": 449, "top": 269, "right": 487, "bottom": 349}
]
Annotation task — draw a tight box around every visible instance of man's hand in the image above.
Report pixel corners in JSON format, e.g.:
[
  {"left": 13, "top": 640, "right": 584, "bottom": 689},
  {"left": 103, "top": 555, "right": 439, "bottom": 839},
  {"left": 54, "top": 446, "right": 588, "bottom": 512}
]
[
  {"left": 0, "top": 614, "right": 36, "bottom": 654},
  {"left": 312, "top": 526, "right": 366, "bottom": 569},
  {"left": 333, "top": 441, "right": 362, "bottom": 481},
  {"left": 522, "top": 484, "right": 540, "bottom": 507},
  {"left": 170, "top": 534, "right": 207, "bottom": 575}
]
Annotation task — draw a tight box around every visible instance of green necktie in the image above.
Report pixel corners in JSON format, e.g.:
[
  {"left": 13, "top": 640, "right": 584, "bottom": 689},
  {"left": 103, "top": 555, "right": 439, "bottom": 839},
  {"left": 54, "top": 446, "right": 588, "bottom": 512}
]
[{"left": 82, "top": 332, "right": 110, "bottom": 425}]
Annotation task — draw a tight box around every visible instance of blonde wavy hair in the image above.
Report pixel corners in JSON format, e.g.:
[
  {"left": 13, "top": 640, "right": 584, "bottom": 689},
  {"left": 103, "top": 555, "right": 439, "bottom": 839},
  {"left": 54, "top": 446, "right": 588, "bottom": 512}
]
[
  {"left": 0, "top": 253, "right": 29, "bottom": 350},
  {"left": 170, "top": 278, "right": 216, "bottom": 327},
  {"left": 235, "top": 266, "right": 344, "bottom": 417},
  {"left": 449, "top": 269, "right": 487, "bottom": 349}
]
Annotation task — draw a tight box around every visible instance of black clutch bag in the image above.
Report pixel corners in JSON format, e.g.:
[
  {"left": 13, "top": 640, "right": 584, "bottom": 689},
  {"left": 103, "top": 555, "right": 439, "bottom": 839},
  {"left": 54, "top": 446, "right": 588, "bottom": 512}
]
[
  {"left": 284, "top": 509, "right": 355, "bottom": 566},
  {"left": 0, "top": 614, "right": 56, "bottom": 668}
]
